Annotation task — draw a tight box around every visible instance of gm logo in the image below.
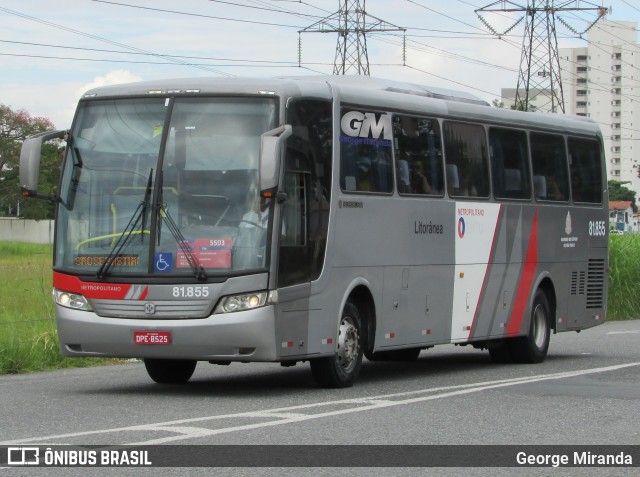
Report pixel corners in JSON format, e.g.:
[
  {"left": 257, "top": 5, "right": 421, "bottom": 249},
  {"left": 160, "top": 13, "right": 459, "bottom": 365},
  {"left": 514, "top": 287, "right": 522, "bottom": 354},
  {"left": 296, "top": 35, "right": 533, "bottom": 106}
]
[{"left": 341, "top": 111, "right": 392, "bottom": 140}]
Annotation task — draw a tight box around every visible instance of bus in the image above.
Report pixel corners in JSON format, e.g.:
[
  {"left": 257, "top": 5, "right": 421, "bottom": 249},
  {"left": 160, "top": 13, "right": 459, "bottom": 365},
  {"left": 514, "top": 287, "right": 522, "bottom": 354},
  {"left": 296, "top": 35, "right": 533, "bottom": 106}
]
[{"left": 20, "top": 76, "right": 608, "bottom": 388}]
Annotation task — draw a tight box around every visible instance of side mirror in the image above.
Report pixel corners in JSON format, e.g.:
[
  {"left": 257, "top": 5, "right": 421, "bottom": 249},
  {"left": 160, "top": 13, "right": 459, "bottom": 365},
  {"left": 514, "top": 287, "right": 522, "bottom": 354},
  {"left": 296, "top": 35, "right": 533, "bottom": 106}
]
[
  {"left": 259, "top": 125, "right": 292, "bottom": 194},
  {"left": 20, "top": 129, "right": 66, "bottom": 199}
]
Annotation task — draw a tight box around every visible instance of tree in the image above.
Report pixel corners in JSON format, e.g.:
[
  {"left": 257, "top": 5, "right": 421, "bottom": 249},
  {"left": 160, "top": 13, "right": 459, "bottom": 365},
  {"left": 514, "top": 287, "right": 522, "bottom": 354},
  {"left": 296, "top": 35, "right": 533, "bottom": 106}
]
[
  {"left": 511, "top": 99, "right": 528, "bottom": 111},
  {"left": 0, "top": 104, "right": 62, "bottom": 219},
  {"left": 608, "top": 180, "right": 637, "bottom": 212}
]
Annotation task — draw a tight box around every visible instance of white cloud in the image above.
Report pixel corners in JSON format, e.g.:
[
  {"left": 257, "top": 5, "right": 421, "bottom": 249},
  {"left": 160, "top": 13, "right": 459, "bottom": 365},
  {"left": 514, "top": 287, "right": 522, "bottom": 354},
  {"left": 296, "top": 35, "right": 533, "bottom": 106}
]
[
  {"left": 39, "top": 70, "right": 143, "bottom": 129},
  {"left": 76, "top": 70, "right": 143, "bottom": 99}
]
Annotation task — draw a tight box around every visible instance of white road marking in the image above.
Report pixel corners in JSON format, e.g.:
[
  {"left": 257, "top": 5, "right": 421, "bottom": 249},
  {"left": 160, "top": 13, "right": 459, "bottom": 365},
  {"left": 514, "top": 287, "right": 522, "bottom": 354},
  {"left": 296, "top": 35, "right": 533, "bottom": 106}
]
[
  {"left": 607, "top": 330, "right": 640, "bottom": 335},
  {"left": 2, "top": 362, "right": 639, "bottom": 446},
  {"left": 143, "top": 426, "right": 218, "bottom": 438}
]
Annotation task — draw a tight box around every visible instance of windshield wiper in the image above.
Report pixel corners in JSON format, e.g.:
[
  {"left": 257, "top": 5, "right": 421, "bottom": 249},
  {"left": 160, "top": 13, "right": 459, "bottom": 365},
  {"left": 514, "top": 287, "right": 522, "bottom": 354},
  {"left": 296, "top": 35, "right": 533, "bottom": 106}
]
[
  {"left": 154, "top": 171, "right": 207, "bottom": 281},
  {"left": 140, "top": 168, "right": 153, "bottom": 241},
  {"left": 96, "top": 169, "right": 153, "bottom": 279},
  {"left": 59, "top": 132, "right": 84, "bottom": 210}
]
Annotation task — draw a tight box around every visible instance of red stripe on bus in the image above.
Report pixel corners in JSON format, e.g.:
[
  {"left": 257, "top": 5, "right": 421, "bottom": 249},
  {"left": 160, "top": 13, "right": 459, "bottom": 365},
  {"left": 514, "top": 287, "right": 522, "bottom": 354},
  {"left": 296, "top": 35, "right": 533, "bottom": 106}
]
[
  {"left": 53, "top": 271, "right": 131, "bottom": 300},
  {"left": 468, "top": 204, "right": 503, "bottom": 340},
  {"left": 139, "top": 286, "right": 149, "bottom": 301},
  {"left": 507, "top": 209, "right": 539, "bottom": 336}
]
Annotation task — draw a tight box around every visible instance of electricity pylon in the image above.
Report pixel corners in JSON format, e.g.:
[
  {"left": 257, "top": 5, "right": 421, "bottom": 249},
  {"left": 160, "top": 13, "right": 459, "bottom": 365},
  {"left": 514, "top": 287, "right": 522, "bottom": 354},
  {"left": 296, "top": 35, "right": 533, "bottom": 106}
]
[
  {"left": 299, "top": 0, "right": 405, "bottom": 75},
  {"left": 476, "top": 1, "right": 607, "bottom": 112}
]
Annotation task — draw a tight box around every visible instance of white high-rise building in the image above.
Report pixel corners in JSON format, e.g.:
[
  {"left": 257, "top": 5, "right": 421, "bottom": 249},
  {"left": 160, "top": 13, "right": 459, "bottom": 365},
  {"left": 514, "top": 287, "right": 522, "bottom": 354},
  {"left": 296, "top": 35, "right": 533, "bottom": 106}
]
[{"left": 560, "top": 20, "right": 640, "bottom": 198}]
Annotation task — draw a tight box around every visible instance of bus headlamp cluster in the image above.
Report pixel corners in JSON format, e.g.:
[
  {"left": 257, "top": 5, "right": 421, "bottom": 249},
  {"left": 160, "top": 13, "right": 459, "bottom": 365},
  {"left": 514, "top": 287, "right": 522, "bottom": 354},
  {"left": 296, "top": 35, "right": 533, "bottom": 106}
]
[
  {"left": 53, "top": 289, "right": 92, "bottom": 311},
  {"left": 215, "top": 291, "right": 276, "bottom": 314}
]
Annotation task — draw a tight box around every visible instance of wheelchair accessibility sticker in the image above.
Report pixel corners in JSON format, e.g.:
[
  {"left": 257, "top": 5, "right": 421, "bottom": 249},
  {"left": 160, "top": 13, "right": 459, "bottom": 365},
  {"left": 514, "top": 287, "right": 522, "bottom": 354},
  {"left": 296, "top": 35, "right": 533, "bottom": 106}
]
[{"left": 154, "top": 253, "right": 173, "bottom": 273}]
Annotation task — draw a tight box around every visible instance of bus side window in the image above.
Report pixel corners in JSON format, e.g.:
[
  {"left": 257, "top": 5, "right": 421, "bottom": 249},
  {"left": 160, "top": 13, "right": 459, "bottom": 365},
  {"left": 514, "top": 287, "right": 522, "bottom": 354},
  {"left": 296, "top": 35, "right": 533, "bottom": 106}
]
[
  {"left": 339, "top": 109, "right": 393, "bottom": 194},
  {"left": 393, "top": 115, "right": 444, "bottom": 196},
  {"left": 568, "top": 137, "right": 602, "bottom": 204},
  {"left": 533, "top": 175, "right": 547, "bottom": 200},
  {"left": 443, "top": 121, "right": 490, "bottom": 198},
  {"left": 490, "top": 127, "right": 531, "bottom": 200},
  {"left": 530, "top": 133, "right": 570, "bottom": 202}
]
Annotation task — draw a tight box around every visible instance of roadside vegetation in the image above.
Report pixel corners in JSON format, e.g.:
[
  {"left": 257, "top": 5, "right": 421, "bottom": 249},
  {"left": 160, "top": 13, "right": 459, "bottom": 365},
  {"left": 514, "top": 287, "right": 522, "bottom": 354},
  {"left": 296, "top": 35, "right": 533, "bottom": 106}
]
[
  {"left": 1, "top": 236, "right": 638, "bottom": 375},
  {"left": 607, "top": 234, "right": 640, "bottom": 321},
  {"left": 0, "top": 242, "right": 117, "bottom": 374}
]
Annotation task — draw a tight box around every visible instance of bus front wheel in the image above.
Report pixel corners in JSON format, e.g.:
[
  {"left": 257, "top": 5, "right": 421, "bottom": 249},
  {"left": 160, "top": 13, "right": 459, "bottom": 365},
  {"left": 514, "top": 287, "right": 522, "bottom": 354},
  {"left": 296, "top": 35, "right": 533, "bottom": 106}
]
[
  {"left": 310, "top": 299, "right": 364, "bottom": 388},
  {"left": 144, "top": 358, "right": 197, "bottom": 384}
]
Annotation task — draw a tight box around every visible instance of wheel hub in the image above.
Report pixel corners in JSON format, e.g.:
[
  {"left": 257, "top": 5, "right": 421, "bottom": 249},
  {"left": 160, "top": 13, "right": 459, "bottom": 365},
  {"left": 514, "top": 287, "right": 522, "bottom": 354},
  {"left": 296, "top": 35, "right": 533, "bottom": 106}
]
[
  {"left": 532, "top": 304, "right": 548, "bottom": 349},
  {"left": 336, "top": 316, "right": 359, "bottom": 372}
]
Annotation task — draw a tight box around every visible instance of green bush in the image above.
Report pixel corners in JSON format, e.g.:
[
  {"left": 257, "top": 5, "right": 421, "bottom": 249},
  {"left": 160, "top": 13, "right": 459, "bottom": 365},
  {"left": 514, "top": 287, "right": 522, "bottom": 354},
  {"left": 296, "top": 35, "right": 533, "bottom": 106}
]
[
  {"left": 0, "top": 242, "right": 111, "bottom": 374},
  {"left": 607, "top": 234, "right": 640, "bottom": 320}
]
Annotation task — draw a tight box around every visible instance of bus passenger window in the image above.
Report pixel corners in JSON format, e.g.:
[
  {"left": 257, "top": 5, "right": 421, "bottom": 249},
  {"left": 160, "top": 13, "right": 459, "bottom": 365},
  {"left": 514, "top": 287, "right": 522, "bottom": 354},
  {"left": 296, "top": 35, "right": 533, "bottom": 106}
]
[
  {"left": 339, "top": 109, "right": 393, "bottom": 194},
  {"left": 568, "top": 137, "right": 602, "bottom": 204},
  {"left": 530, "top": 133, "right": 570, "bottom": 202},
  {"left": 443, "top": 122, "right": 490, "bottom": 198},
  {"left": 393, "top": 116, "right": 443, "bottom": 196},
  {"left": 489, "top": 128, "right": 531, "bottom": 200}
]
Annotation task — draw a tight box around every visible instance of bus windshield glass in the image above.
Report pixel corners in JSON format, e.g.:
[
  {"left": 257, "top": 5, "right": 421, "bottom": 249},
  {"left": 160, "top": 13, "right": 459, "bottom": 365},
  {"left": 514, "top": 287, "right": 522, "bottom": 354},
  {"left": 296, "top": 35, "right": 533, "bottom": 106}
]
[{"left": 55, "top": 96, "right": 277, "bottom": 277}]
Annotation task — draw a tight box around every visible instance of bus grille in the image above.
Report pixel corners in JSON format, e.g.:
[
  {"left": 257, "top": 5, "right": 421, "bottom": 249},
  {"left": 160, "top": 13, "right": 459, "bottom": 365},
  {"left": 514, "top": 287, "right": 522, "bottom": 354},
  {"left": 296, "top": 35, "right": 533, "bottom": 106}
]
[
  {"left": 90, "top": 299, "right": 212, "bottom": 319},
  {"left": 586, "top": 259, "right": 605, "bottom": 309}
]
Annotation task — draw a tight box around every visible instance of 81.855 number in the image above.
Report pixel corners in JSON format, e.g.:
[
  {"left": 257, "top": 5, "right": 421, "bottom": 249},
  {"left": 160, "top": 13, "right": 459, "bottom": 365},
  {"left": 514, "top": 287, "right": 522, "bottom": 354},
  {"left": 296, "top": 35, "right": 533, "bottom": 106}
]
[
  {"left": 588, "top": 220, "right": 606, "bottom": 237},
  {"left": 172, "top": 286, "right": 210, "bottom": 298}
]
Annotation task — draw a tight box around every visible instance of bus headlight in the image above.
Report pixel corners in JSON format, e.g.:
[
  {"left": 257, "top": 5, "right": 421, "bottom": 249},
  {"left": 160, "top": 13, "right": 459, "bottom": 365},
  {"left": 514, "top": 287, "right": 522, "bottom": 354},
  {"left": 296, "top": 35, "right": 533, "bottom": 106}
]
[
  {"left": 214, "top": 291, "right": 277, "bottom": 314},
  {"left": 53, "top": 289, "right": 93, "bottom": 311}
]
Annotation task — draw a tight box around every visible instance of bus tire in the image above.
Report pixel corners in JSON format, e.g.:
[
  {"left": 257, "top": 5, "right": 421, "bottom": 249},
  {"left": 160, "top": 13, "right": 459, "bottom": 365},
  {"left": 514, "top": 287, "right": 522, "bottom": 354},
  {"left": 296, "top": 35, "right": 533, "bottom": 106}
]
[
  {"left": 144, "top": 358, "right": 197, "bottom": 384},
  {"left": 310, "top": 299, "right": 364, "bottom": 388},
  {"left": 508, "top": 289, "right": 551, "bottom": 364}
]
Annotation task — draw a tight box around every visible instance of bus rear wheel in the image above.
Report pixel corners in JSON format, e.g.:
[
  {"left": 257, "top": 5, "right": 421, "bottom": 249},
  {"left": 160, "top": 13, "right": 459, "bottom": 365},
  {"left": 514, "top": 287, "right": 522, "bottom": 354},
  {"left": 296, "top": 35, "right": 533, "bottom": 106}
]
[
  {"left": 508, "top": 289, "right": 551, "bottom": 364},
  {"left": 144, "top": 358, "right": 197, "bottom": 384},
  {"left": 310, "top": 299, "right": 364, "bottom": 388}
]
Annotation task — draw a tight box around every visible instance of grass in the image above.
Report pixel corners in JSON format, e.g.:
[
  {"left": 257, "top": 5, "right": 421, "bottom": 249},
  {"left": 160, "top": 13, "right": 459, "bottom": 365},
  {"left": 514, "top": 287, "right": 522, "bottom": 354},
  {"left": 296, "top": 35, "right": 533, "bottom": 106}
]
[
  {"left": 0, "top": 241, "right": 115, "bottom": 374},
  {"left": 607, "top": 234, "right": 640, "bottom": 321},
  {"left": 1, "top": 235, "right": 638, "bottom": 375}
]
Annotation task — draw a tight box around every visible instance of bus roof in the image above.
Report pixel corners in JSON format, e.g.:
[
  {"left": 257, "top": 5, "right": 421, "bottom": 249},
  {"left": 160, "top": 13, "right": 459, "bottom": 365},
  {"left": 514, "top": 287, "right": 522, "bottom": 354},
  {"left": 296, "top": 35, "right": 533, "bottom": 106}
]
[{"left": 80, "top": 75, "right": 601, "bottom": 137}]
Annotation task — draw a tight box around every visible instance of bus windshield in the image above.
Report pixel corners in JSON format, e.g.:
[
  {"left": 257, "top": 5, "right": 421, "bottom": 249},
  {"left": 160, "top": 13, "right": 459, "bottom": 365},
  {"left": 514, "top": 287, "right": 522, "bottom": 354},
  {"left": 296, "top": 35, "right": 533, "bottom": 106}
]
[{"left": 55, "top": 96, "right": 277, "bottom": 277}]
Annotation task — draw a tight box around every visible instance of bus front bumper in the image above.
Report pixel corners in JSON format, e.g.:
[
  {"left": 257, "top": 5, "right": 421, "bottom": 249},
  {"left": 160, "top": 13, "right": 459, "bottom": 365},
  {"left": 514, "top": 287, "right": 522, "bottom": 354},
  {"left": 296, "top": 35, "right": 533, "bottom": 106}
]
[{"left": 55, "top": 305, "right": 278, "bottom": 362}]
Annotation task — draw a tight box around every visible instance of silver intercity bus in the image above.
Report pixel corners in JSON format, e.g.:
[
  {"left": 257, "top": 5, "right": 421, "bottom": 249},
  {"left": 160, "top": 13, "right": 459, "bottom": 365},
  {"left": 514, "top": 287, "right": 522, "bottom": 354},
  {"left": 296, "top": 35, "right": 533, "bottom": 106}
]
[{"left": 20, "top": 76, "right": 608, "bottom": 387}]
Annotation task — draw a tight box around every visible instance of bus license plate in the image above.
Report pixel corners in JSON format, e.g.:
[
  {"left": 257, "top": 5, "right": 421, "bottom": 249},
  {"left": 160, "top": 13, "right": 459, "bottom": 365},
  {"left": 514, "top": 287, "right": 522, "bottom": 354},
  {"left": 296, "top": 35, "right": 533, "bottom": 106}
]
[{"left": 134, "top": 331, "right": 171, "bottom": 345}]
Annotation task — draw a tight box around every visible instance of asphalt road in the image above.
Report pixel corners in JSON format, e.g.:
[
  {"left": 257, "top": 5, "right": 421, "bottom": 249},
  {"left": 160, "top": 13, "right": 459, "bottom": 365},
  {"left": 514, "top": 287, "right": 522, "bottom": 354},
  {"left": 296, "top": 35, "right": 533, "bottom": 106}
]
[{"left": 1, "top": 319, "right": 639, "bottom": 476}]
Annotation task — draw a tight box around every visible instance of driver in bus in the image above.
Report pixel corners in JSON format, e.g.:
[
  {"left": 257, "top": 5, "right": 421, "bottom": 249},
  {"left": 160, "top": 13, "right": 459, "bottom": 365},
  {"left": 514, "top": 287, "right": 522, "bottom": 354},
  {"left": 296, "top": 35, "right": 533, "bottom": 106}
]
[{"left": 241, "top": 196, "right": 270, "bottom": 229}]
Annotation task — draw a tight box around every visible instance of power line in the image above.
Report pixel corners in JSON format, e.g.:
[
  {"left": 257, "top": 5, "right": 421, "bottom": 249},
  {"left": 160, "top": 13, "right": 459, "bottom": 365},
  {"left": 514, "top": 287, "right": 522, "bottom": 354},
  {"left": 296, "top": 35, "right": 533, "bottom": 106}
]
[
  {"left": 0, "top": 38, "right": 302, "bottom": 66},
  {"left": 0, "top": 52, "right": 307, "bottom": 68},
  {"left": 369, "top": 33, "right": 519, "bottom": 73},
  {"left": 619, "top": 0, "right": 640, "bottom": 14},
  {"left": 4, "top": 0, "right": 637, "bottom": 106},
  {"left": 91, "top": 0, "right": 304, "bottom": 28},
  {"left": 206, "top": 0, "right": 322, "bottom": 19},
  {"left": 0, "top": 6, "right": 234, "bottom": 76},
  {"left": 406, "top": 0, "right": 486, "bottom": 33},
  {"left": 404, "top": 64, "right": 498, "bottom": 97}
]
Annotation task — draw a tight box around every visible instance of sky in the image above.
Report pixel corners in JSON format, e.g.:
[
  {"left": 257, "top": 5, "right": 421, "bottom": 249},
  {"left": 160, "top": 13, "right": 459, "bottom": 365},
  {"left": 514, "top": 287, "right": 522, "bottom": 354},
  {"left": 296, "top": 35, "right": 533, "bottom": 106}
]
[{"left": 1, "top": 0, "right": 639, "bottom": 129}]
